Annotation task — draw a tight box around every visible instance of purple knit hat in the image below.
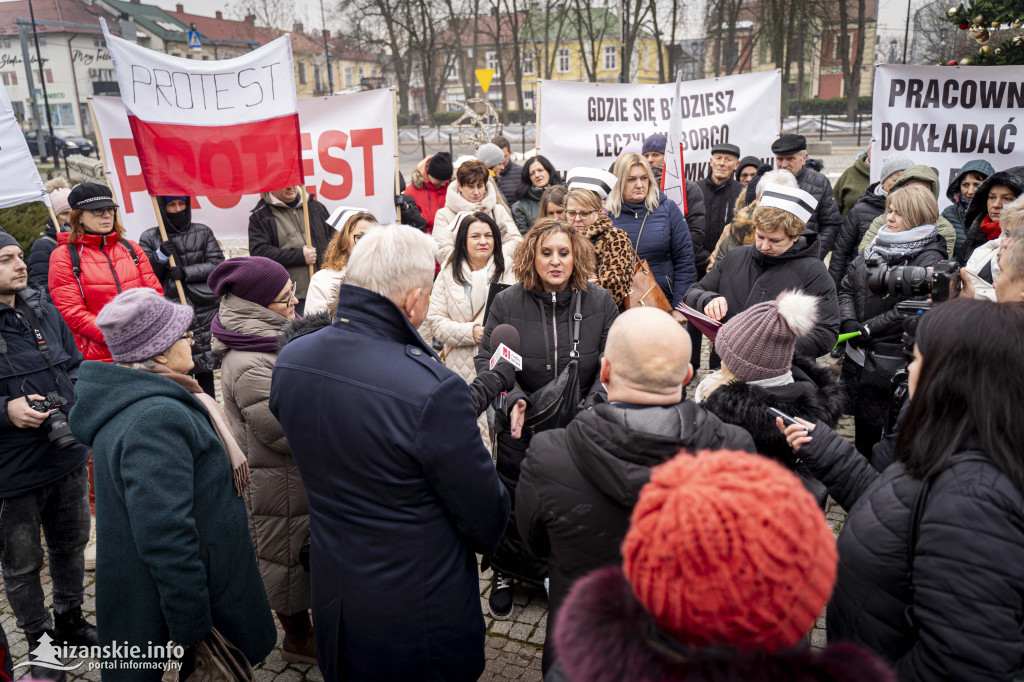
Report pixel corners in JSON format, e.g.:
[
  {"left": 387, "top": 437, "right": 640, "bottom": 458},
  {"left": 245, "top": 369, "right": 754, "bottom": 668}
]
[
  {"left": 207, "top": 256, "right": 290, "bottom": 307},
  {"left": 96, "top": 288, "right": 194, "bottom": 363},
  {"left": 716, "top": 290, "right": 819, "bottom": 382}
]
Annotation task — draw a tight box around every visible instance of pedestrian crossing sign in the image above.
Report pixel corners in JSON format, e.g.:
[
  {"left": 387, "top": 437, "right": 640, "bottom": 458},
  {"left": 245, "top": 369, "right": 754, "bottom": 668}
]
[{"left": 188, "top": 30, "right": 202, "bottom": 51}]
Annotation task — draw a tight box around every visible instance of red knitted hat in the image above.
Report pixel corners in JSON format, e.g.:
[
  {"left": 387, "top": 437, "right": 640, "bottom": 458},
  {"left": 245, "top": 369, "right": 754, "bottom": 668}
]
[{"left": 622, "top": 450, "right": 837, "bottom": 653}]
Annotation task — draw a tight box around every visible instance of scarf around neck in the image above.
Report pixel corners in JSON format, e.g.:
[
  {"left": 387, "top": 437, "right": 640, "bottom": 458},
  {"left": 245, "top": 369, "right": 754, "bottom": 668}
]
[
  {"left": 143, "top": 362, "right": 251, "bottom": 496},
  {"left": 460, "top": 258, "right": 494, "bottom": 319},
  {"left": 864, "top": 224, "right": 938, "bottom": 263},
  {"left": 210, "top": 313, "right": 283, "bottom": 352},
  {"left": 980, "top": 215, "right": 1001, "bottom": 241}
]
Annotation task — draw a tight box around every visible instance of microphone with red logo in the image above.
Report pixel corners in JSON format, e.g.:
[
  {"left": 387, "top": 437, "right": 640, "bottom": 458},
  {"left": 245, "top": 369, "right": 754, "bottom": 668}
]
[{"left": 488, "top": 324, "right": 522, "bottom": 413}]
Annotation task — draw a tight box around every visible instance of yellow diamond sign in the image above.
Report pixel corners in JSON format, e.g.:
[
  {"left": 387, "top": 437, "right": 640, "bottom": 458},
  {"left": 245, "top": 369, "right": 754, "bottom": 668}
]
[{"left": 475, "top": 68, "right": 496, "bottom": 94}]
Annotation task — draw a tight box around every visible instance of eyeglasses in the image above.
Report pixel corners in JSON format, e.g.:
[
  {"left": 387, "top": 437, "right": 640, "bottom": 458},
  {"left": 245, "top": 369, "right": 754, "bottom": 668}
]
[
  {"left": 272, "top": 283, "right": 297, "bottom": 307},
  {"left": 564, "top": 210, "right": 597, "bottom": 220},
  {"left": 180, "top": 331, "right": 194, "bottom": 344},
  {"left": 88, "top": 207, "right": 116, "bottom": 217}
]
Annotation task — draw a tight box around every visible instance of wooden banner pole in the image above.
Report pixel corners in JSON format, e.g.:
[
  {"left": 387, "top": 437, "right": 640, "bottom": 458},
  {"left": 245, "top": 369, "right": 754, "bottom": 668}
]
[
  {"left": 301, "top": 185, "right": 314, "bottom": 279},
  {"left": 150, "top": 196, "right": 188, "bottom": 305},
  {"left": 46, "top": 205, "right": 59, "bottom": 230}
]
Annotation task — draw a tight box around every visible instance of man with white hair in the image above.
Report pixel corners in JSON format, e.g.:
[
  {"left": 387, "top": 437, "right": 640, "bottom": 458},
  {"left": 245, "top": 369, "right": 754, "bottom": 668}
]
[{"left": 270, "top": 225, "right": 510, "bottom": 682}]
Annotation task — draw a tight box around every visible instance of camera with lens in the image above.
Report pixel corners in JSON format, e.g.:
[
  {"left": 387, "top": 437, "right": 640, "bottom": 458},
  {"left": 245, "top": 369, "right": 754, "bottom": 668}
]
[
  {"left": 28, "top": 391, "right": 77, "bottom": 451},
  {"left": 866, "top": 259, "right": 962, "bottom": 303}
]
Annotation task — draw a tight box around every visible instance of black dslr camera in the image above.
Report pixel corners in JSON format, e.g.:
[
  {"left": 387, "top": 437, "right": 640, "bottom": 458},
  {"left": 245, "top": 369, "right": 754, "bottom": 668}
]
[
  {"left": 29, "top": 391, "right": 77, "bottom": 451},
  {"left": 866, "top": 259, "right": 962, "bottom": 303}
]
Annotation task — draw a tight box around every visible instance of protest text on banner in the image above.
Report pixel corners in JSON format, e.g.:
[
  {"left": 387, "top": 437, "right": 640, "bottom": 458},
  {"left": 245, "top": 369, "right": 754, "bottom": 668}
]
[
  {"left": 871, "top": 64, "right": 1024, "bottom": 207},
  {"left": 538, "top": 72, "right": 780, "bottom": 181},
  {"left": 90, "top": 90, "right": 397, "bottom": 240}
]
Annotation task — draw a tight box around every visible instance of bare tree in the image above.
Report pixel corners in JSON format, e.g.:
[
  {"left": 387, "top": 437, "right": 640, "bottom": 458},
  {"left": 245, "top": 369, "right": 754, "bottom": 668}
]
[{"left": 228, "top": 0, "right": 295, "bottom": 29}]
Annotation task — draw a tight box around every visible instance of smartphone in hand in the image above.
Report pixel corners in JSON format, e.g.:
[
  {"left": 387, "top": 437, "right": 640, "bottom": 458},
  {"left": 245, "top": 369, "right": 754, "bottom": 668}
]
[{"left": 767, "top": 407, "right": 802, "bottom": 428}]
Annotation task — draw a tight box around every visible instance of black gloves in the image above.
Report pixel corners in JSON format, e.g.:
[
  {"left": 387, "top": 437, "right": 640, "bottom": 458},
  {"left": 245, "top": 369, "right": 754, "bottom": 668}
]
[
  {"left": 158, "top": 240, "right": 177, "bottom": 258},
  {"left": 848, "top": 324, "right": 872, "bottom": 349},
  {"left": 167, "top": 266, "right": 184, "bottom": 281}
]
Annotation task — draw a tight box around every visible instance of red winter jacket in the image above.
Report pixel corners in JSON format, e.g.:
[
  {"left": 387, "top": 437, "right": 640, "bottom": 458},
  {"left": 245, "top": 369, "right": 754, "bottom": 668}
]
[
  {"left": 403, "top": 181, "right": 449, "bottom": 233},
  {"left": 48, "top": 231, "right": 163, "bottom": 362}
]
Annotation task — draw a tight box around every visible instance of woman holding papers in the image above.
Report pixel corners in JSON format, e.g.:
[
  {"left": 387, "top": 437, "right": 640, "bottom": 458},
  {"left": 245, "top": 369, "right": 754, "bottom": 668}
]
[{"left": 684, "top": 183, "right": 839, "bottom": 360}]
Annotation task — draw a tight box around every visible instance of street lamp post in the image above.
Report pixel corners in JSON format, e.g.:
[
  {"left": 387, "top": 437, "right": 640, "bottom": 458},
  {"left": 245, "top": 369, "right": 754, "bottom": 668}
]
[{"left": 889, "top": 38, "right": 898, "bottom": 63}]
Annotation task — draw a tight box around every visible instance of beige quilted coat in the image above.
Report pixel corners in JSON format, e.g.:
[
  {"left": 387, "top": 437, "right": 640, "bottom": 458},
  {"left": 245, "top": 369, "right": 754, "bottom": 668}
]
[
  {"left": 213, "top": 294, "right": 310, "bottom": 615},
  {"left": 432, "top": 180, "right": 521, "bottom": 266}
]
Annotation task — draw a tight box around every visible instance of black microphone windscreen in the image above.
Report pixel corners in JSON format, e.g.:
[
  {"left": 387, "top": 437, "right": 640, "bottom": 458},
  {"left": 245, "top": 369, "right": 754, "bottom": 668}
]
[{"left": 490, "top": 324, "right": 521, "bottom": 353}]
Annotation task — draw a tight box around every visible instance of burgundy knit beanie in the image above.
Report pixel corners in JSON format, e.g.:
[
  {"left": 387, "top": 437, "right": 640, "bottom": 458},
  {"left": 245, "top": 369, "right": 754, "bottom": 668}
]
[
  {"left": 715, "top": 290, "right": 819, "bottom": 382},
  {"left": 207, "top": 257, "right": 290, "bottom": 307},
  {"left": 622, "top": 449, "right": 837, "bottom": 653},
  {"left": 96, "top": 287, "right": 194, "bottom": 362}
]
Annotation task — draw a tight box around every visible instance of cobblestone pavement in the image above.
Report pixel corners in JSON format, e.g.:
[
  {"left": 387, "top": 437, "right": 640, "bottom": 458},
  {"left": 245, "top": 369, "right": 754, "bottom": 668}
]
[{"left": 2, "top": 145, "right": 862, "bottom": 679}]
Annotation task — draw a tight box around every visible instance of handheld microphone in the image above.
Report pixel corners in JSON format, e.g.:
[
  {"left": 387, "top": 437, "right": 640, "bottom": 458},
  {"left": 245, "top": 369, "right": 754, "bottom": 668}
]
[
  {"left": 489, "top": 324, "right": 523, "bottom": 371},
  {"left": 488, "top": 324, "right": 522, "bottom": 412}
]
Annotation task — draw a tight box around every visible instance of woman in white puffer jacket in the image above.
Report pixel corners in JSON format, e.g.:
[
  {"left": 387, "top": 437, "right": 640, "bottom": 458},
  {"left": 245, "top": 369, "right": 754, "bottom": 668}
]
[
  {"left": 433, "top": 159, "right": 520, "bottom": 266},
  {"left": 428, "top": 211, "right": 517, "bottom": 449}
]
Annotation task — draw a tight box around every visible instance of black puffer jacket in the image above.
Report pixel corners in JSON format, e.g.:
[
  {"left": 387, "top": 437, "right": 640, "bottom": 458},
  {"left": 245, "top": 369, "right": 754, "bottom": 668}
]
[
  {"left": 247, "top": 195, "right": 331, "bottom": 269},
  {"left": 682, "top": 180, "right": 708, "bottom": 276},
  {"left": 828, "top": 183, "right": 886, "bottom": 286},
  {"left": 699, "top": 357, "right": 843, "bottom": 467},
  {"left": 516, "top": 401, "right": 754, "bottom": 660},
  {"left": 684, "top": 233, "right": 840, "bottom": 358},
  {"left": 27, "top": 219, "right": 65, "bottom": 303},
  {"left": 496, "top": 160, "right": 522, "bottom": 205},
  {"left": 796, "top": 425, "right": 1024, "bottom": 682},
  {"left": 697, "top": 176, "right": 742, "bottom": 276},
  {"left": 474, "top": 283, "right": 619, "bottom": 582},
  {"left": 139, "top": 198, "right": 225, "bottom": 373},
  {"left": 839, "top": 235, "right": 946, "bottom": 426},
  {"left": 795, "top": 165, "right": 844, "bottom": 257},
  {"left": 957, "top": 166, "right": 1024, "bottom": 266}
]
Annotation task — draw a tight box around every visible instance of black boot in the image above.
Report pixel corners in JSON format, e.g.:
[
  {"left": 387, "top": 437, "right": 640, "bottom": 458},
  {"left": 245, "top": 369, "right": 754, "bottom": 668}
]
[
  {"left": 53, "top": 607, "right": 98, "bottom": 647},
  {"left": 25, "top": 629, "right": 68, "bottom": 682}
]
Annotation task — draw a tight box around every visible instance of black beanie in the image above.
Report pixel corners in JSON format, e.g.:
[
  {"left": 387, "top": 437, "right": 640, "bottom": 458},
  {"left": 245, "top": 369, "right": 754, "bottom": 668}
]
[
  {"left": 427, "top": 152, "right": 453, "bottom": 182},
  {"left": 0, "top": 230, "right": 19, "bottom": 251}
]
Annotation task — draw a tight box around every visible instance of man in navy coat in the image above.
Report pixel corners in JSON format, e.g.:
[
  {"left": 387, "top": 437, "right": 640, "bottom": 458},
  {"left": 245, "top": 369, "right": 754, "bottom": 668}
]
[{"left": 270, "top": 225, "right": 510, "bottom": 682}]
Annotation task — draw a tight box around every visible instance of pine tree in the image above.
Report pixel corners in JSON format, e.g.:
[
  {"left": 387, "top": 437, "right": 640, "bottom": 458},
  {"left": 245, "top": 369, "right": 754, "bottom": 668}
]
[{"left": 943, "top": 1, "right": 1024, "bottom": 65}]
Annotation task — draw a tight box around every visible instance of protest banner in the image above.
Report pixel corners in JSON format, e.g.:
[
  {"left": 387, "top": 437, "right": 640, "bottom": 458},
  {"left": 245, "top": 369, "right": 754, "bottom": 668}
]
[
  {"left": 102, "top": 21, "right": 301, "bottom": 197},
  {"left": 0, "top": 83, "right": 50, "bottom": 213},
  {"left": 89, "top": 90, "right": 397, "bottom": 241},
  {"left": 871, "top": 64, "right": 1024, "bottom": 207},
  {"left": 537, "top": 71, "right": 781, "bottom": 182}
]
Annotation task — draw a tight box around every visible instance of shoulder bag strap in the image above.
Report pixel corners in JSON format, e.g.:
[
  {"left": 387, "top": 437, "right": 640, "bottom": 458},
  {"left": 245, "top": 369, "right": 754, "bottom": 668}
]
[
  {"left": 569, "top": 291, "right": 582, "bottom": 359},
  {"left": 631, "top": 211, "right": 650, "bottom": 265},
  {"left": 904, "top": 450, "right": 991, "bottom": 630},
  {"left": 65, "top": 244, "right": 87, "bottom": 304},
  {"left": 121, "top": 240, "right": 140, "bottom": 266}
]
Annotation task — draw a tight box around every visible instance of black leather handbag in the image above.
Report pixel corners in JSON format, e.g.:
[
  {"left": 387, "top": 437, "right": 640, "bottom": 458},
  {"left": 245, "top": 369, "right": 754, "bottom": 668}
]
[{"left": 523, "top": 292, "right": 582, "bottom": 436}]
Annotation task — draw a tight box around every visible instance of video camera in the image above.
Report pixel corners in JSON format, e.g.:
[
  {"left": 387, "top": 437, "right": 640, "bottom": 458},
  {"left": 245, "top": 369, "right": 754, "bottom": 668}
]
[{"left": 866, "top": 259, "right": 961, "bottom": 303}]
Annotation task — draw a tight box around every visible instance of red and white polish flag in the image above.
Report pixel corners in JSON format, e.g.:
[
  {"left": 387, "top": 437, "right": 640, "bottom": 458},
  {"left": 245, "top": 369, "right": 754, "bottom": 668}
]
[{"left": 100, "top": 19, "right": 302, "bottom": 196}]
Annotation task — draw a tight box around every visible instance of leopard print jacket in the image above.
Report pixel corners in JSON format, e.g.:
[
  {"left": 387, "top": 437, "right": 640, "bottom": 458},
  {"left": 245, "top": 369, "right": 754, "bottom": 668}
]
[{"left": 583, "top": 214, "right": 634, "bottom": 310}]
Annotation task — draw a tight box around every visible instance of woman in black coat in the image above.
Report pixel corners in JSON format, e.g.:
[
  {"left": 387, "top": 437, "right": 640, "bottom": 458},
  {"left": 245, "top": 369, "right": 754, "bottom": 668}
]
[
  {"left": 474, "top": 219, "right": 619, "bottom": 619},
  {"left": 139, "top": 196, "right": 224, "bottom": 397},
  {"left": 685, "top": 188, "right": 840, "bottom": 359},
  {"left": 839, "top": 185, "right": 947, "bottom": 455},
  {"left": 781, "top": 298, "right": 1024, "bottom": 682}
]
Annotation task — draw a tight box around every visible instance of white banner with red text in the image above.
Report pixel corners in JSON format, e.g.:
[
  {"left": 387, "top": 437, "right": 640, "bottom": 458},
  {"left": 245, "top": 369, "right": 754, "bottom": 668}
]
[
  {"left": 102, "top": 21, "right": 301, "bottom": 195},
  {"left": 90, "top": 90, "right": 397, "bottom": 241},
  {"left": 870, "top": 64, "right": 1024, "bottom": 208},
  {"left": 537, "top": 72, "right": 781, "bottom": 182}
]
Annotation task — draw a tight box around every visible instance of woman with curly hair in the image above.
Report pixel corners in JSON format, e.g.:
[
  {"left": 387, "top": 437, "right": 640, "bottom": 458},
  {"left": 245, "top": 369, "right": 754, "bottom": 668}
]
[
  {"left": 473, "top": 219, "right": 619, "bottom": 620},
  {"left": 304, "top": 208, "right": 377, "bottom": 315}
]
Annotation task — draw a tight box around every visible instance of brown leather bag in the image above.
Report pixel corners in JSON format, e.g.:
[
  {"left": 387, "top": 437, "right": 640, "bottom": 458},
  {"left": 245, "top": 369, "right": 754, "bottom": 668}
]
[
  {"left": 163, "top": 629, "right": 254, "bottom": 682},
  {"left": 625, "top": 212, "right": 672, "bottom": 312}
]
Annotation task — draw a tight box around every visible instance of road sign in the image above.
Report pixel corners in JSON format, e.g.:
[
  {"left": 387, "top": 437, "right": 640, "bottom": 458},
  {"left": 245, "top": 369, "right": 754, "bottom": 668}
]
[
  {"left": 188, "top": 30, "right": 202, "bottom": 51},
  {"left": 475, "top": 68, "right": 495, "bottom": 94}
]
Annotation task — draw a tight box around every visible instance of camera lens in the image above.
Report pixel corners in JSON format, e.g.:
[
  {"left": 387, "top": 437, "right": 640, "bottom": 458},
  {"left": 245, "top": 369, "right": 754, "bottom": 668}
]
[{"left": 43, "top": 413, "right": 77, "bottom": 451}]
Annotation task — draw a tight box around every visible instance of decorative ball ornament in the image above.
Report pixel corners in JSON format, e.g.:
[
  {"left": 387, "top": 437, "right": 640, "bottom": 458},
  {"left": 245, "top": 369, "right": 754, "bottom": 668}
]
[
  {"left": 947, "top": 59, "right": 959, "bottom": 65},
  {"left": 959, "top": 21, "right": 970, "bottom": 29},
  {"left": 960, "top": 57, "right": 971, "bottom": 65},
  {"left": 975, "top": 28, "right": 991, "bottom": 44},
  {"left": 995, "top": 47, "right": 1002, "bottom": 55},
  {"left": 979, "top": 45, "right": 992, "bottom": 55},
  {"left": 991, "top": 21, "right": 1001, "bottom": 29},
  {"left": 1014, "top": 18, "right": 1024, "bottom": 29},
  {"left": 968, "top": 25, "right": 983, "bottom": 38},
  {"left": 1013, "top": 36, "right": 1023, "bottom": 46},
  {"left": 972, "top": 14, "right": 985, "bottom": 25},
  {"left": 947, "top": 6, "right": 958, "bottom": 17}
]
